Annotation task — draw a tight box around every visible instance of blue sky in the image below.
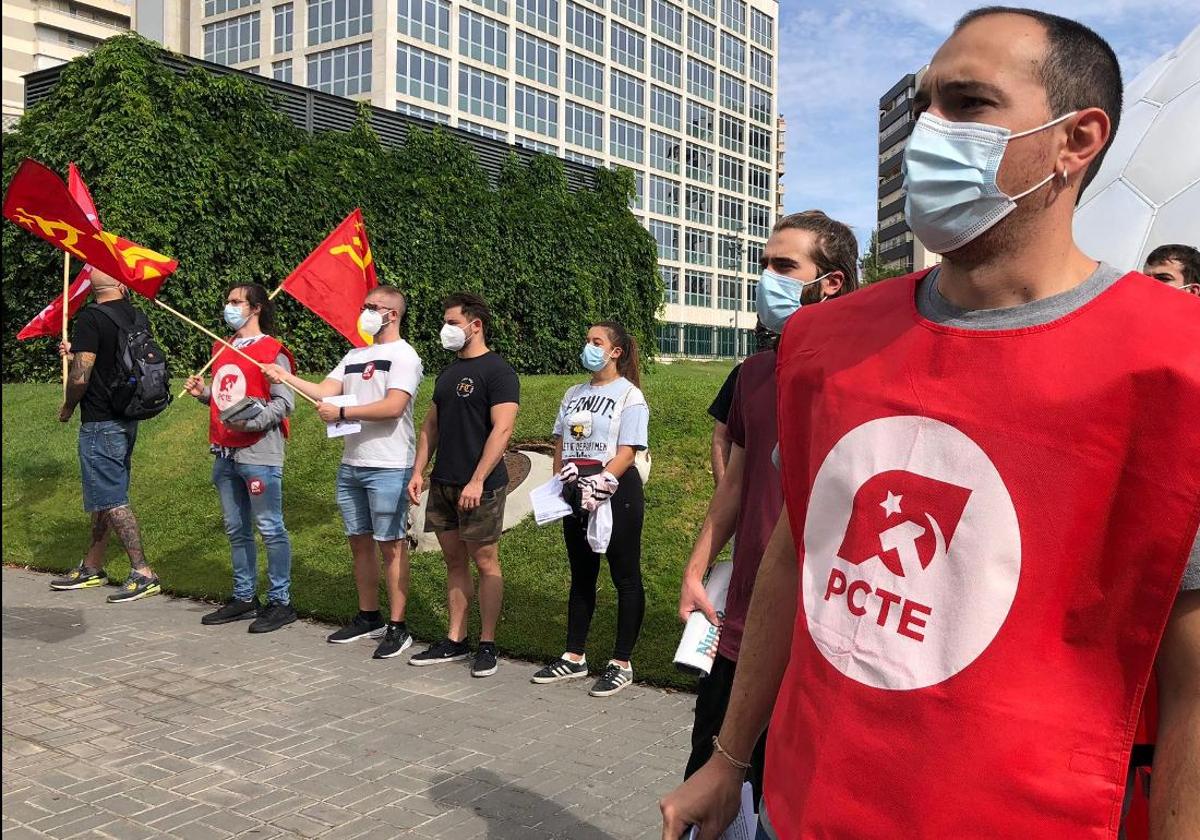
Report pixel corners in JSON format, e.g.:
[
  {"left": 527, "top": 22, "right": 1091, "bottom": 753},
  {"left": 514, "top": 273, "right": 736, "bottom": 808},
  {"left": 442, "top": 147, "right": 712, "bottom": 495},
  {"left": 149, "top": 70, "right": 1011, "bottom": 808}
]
[{"left": 776, "top": 0, "right": 1200, "bottom": 254}]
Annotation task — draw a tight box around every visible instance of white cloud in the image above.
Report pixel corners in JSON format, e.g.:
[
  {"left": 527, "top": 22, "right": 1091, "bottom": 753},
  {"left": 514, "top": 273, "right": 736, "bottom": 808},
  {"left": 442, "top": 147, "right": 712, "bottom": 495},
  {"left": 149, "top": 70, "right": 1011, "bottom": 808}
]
[{"left": 777, "top": 1, "right": 1200, "bottom": 254}]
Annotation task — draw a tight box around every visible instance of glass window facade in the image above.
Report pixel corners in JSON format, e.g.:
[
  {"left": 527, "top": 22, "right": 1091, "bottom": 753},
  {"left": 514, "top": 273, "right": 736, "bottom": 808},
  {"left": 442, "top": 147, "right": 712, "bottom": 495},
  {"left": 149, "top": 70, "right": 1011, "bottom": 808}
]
[
  {"left": 749, "top": 86, "right": 771, "bottom": 124},
  {"left": 516, "top": 31, "right": 559, "bottom": 86},
  {"left": 651, "top": 0, "right": 683, "bottom": 44},
  {"left": 751, "top": 7, "right": 773, "bottom": 48},
  {"left": 203, "top": 13, "right": 260, "bottom": 65},
  {"left": 610, "top": 69, "right": 644, "bottom": 118},
  {"left": 649, "top": 175, "right": 680, "bottom": 216},
  {"left": 686, "top": 100, "right": 713, "bottom": 140},
  {"left": 687, "top": 57, "right": 714, "bottom": 100},
  {"left": 685, "top": 185, "right": 713, "bottom": 224},
  {"left": 719, "top": 111, "right": 744, "bottom": 153},
  {"left": 721, "top": 0, "right": 745, "bottom": 34},
  {"left": 684, "top": 271, "right": 712, "bottom": 307},
  {"left": 720, "top": 73, "right": 745, "bottom": 113},
  {"left": 685, "top": 228, "right": 712, "bottom": 264},
  {"left": 515, "top": 83, "right": 558, "bottom": 136},
  {"left": 272, "top": 57, "right": 293, "bottom": 81},
  {"left": 567, "top": 3, "right": 605, "bottom": 55},
  {"left": 750, "top": 46, "right": 772, "bottom": 86},
  {"left": 651, "top": 219, "right": 680, "bottom": 259},
  {"left": 307, "top": 0, "right": 372, "bottom": 46},
  {"left": 717, "top": 275, "right": 739, "bottom": 310},
  {"left": 459, "top": 9, "right": 508, "bottom": 69},
  {"left": 398, "top": 0, "right": 449, "bottom": 48},
  {"left": 397, "top": 43, "right": 450, "bottom": 105},
  {"left": 685, "top": 144, "right": 713, "bottom": 183},
  {"left": 650, "top": 85, "right": 681, "bottom": 130},
  {"left": 747, "top": 202, "right": 771, "bottom": 238},
  {"left": 565, "top": 51, "right": 603, "bottom": 102},
  {"left": 610, "top": 21, "right": 646, "bottom": 71},
  {"left": 718, "top": 154, "right": 742, "bottom": 191},
  {"left": 650, "top": 130, "right": 681, "bottom": 173},
  {"left": 748, "top": 164, "right": 771, "bottom": 201},
  {"left": 718, "top": 193, "right": 743, "bottom": 229},
  {"left": 307, "top": 41, "right": 372, "bottom": 95},
  {"left": 517, "top": 0, "right": 559, "bottom": 37},
  {"left": 273, "top": 4, "right": 293, "bottom": 53},
  {"left": 565, "top": 100, "right": 604, "bottom": 149},
  {"left": 720, "top": 32, "right": 745, "bottom": 74},
  {"left": 459, "top": 64, "right": 508, "bottom": 122},
  {"left": 613, "top": 0, "right": 645, "bottom": 27},
  {"left": 610, "top": 116, "right": 645, "bottom": 162},
  {"left": 651, "top": 41, "right": 682, "bottom": 87},
  {"left": 660, "top": 266, "right": 680, "bottom": 305}
]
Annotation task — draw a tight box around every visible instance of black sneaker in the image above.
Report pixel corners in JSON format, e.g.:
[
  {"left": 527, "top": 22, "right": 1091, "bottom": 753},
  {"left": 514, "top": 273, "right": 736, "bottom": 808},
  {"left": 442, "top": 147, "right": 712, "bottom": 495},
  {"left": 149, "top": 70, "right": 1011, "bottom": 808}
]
[
  {"left": 49, "top": 564, "right": 108, "bottom": 591},
  {"left": 589, "top": 662, "right": 633, "bottom": 697},
  {"left": 106, "top": 572, "right": 161, "bottom": 604},
  {"left": 373, "top": 624, "right": 413, "bottom": 659},
  {"left": 409, "top": 637, "right": 471, "bottom": 666},
  {"left": 472, "top": 643, "right": 499, "bottom": 678},
  {"left": 202, "top": 597, "right": 260, "bottom": 626},
  {"left": 327, "top": 612, "right": 386, "bottom": 644},
  {"left": 249, "top": 602, "right": 296, "bottom": 634},
  {"left": 531, "top": 656, "right": 589, "bottom": 684}
]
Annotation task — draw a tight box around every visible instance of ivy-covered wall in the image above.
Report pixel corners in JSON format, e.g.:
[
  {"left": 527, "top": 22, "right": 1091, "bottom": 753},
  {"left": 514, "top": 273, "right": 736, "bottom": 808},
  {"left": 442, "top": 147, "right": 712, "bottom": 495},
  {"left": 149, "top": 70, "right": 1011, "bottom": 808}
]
[{"left": 2, "top": 35, "right": 661, "bottom": 381}]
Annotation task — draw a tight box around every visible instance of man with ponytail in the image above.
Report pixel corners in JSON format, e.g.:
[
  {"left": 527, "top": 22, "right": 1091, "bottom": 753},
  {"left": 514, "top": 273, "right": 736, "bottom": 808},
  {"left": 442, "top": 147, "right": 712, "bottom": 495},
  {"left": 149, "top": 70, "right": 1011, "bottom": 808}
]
[
  {"left": 532, "top": 321, "right": 650, "bottom": 697},
  {"left": 186, "top": 283, "right": 298, "bottom": 633}
]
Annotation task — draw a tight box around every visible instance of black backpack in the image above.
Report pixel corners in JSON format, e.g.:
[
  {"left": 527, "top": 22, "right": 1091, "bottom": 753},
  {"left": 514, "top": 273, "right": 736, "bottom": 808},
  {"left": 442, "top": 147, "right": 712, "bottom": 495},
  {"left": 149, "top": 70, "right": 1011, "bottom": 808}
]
[{"left": 91, "top": 304, "right": 172, "bottom": 420}]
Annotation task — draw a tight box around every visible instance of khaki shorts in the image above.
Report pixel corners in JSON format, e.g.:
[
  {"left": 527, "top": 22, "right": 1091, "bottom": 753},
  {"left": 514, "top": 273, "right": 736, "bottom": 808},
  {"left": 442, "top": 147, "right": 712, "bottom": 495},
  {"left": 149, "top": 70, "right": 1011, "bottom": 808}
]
[{"left": 424, "top": 482, "right": 507, "bottom": 544}]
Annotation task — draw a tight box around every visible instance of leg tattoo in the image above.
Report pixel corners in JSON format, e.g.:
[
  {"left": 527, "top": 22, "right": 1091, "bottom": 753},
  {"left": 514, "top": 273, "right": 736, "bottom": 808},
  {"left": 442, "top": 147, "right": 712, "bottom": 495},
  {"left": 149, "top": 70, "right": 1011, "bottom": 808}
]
[
  {"left": 85, "top": 511, "right": 111, "bottom": 569},
  {"left": 107, "top": 506, "right": 150, "bottom": 575}
]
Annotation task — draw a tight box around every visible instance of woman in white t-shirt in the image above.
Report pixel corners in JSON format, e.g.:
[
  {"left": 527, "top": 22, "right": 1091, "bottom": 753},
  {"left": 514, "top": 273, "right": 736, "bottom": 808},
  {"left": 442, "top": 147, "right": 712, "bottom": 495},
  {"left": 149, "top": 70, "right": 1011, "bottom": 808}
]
[{"left": 531, "top": 322, "right": 650, "bottom": 697}]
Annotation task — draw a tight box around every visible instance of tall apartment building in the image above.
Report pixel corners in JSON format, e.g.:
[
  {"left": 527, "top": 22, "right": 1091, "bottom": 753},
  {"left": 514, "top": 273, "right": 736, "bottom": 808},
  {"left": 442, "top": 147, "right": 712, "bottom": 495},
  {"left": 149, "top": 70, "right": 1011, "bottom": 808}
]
[
  {"left": 2, "top": 0, "right": 132, "bottom": 129},
  {"left": 155, "top": 0, "right": 780, "bottom": 358},
  {"left": 876, "top": 66, "right": 938, "bottom": 274}
]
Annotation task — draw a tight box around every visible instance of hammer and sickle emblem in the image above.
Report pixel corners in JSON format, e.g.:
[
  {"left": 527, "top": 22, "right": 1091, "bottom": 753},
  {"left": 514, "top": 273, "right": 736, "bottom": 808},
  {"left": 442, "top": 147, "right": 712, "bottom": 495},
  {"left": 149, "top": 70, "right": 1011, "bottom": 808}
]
[
  {"left": 11, "top": 208, "right": 89, "bottom": 259},
  {"left": 330, "top": 234, "right": 373, "bottom": 272},
  {"left": 91, "top": 231, "right": 172, "bottom": 278}
]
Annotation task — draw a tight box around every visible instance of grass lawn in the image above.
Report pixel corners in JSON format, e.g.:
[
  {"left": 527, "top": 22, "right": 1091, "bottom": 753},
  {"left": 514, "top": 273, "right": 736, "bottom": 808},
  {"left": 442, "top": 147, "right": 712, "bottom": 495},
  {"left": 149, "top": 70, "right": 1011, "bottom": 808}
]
[{"left": 1, "top": 360, "right": 733, "bottom": 689}]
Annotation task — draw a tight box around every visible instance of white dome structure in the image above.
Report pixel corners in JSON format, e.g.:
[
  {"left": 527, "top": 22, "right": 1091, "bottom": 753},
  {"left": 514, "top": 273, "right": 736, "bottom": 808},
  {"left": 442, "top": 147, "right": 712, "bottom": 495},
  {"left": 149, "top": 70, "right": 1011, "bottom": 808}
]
[{"left": 1074, "top": 24, "right": 1200, "bottom": 271}]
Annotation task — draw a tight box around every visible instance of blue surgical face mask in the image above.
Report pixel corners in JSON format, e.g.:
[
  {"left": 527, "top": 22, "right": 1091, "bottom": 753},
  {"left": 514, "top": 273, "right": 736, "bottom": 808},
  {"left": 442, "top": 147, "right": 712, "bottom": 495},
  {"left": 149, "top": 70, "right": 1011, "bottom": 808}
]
[
  {"left": 223, "top": 303, "right": 249, "bottom": 330},
  {"left": 580, "top": 343, "right": 611, "bottom": 372},
  {"left": 756, "top": 268, "right": 828, "bottom": 333},
  {"left": 902, "top": 111, "right": 1076, "bottom": 254}
]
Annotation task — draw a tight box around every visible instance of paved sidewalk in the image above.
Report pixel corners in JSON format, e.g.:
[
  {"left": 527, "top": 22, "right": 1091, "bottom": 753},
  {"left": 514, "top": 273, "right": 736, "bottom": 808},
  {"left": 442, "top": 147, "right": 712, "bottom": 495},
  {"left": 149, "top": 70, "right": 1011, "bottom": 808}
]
[{"left": 1, "top": 567, "right": 694, "bottom": 839}]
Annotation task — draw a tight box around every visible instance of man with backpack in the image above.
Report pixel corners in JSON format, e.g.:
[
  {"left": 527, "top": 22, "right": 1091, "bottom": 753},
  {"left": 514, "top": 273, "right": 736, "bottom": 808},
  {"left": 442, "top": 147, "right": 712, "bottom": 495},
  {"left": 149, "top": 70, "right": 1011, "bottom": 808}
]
[{"left": 51, "top": 268, "right": 165, "bottom": 603}]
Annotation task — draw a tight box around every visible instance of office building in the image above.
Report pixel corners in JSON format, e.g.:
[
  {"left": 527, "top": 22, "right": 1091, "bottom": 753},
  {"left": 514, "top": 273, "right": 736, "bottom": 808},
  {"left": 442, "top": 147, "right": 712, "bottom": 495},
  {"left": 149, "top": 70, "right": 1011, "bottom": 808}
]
[
  {"left": 153, "top": 0, "right": 781, "bottom": 358},
  {"left": 3, "top": 0, "right": 132, "bottom": 129},
  {"left": 876, "top": 66, "right": 938, "bottom": 274}
]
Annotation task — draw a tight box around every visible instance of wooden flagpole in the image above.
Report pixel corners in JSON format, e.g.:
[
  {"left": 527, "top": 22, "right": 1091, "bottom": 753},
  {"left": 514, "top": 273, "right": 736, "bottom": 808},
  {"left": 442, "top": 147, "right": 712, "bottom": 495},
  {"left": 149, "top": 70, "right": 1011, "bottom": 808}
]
[
  {"left": 61, "top": 254, "right": 70, "bottom": 396},
  {"left": 152, "top": 297, "right": 319, "bottom": 406},
  {"left": 177, "top": 282, "right": 288, "bottom": 398}
]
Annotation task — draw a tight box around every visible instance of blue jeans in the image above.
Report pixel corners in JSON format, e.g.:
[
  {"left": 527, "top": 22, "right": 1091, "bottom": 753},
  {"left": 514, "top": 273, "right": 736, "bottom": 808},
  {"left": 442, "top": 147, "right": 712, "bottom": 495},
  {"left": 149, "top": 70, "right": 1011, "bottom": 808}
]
[
  {"left": 335, "top": 464, "right": 413, "bottom": 542},
  {"left": 79, "top": 419, "right": 138, "bottom": 512},
  {"left": 212, "top": 457, "right": 292, "bottom": 604}
]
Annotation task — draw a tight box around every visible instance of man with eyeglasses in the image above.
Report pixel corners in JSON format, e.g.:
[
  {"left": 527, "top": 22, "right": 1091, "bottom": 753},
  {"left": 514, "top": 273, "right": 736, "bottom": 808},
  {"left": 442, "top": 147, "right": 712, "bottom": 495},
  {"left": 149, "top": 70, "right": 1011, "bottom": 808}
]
[
  {"left": 1143, "top": 244, "right": 1200, "bottom": 297},
  {"left": 265, "top": 286, "right": 424, "bottom": 659}
]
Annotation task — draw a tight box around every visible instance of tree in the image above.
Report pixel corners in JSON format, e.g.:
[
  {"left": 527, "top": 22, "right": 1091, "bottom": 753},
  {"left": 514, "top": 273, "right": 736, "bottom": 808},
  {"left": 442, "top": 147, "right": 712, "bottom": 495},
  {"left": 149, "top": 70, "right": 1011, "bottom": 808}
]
[
  {"left": 2, "top": 35, "right": 660, "bottom": 381},
  {"left": 859, "top": 229, "right": 910, "bottom": 285}
]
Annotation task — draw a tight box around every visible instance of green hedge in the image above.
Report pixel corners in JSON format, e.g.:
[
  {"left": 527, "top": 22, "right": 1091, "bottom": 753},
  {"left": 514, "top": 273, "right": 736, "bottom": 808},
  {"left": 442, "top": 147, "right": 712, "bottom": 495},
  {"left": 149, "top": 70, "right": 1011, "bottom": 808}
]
[{"left": 2, "top": 34, "right": 661, "bottom": 381}]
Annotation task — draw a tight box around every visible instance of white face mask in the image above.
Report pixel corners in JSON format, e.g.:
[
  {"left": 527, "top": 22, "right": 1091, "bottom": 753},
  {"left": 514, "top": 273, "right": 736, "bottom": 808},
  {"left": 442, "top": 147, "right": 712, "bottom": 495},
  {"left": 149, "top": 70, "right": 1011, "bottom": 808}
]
[
  {"left": 440, "top": 323, "right": 467, "bottom": 351},
  {"left": 358, "top": 308, "right": 385, "bottom": 337},
  {"left": 902, "top": 111, "right": 1076, "bottom": 254}
]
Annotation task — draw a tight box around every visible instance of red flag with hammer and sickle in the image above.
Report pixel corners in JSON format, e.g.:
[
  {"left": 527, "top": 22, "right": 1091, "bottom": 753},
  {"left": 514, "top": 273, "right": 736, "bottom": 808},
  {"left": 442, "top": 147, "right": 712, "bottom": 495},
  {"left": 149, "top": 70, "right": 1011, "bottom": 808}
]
[
  {"left": 278, "top": 208, "right": 378, "bottom": 347},
  {"left": 3, "top": 158, "right": 176, "bottom": 299},
  {"left": 16, "top": 163, "right": 102, "bottom": 340}
]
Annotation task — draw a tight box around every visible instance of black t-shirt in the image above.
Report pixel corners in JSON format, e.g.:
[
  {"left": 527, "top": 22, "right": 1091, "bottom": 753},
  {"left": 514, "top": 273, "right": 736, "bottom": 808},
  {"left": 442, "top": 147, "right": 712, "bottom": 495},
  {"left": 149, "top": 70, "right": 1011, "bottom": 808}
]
[
  {"left": 708, "top": 363, "right": 742, "bottom": 425},
  {"left": 71, "top": 299, "right": 139, "bottom": 424},
  {"left": 431, "top": 351, "right": 520, "bottom": 490}
]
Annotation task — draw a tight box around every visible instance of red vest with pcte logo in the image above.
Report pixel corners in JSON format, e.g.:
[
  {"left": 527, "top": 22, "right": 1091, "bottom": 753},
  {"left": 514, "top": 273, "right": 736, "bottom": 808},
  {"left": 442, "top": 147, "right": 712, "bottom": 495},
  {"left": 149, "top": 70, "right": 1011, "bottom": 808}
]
[
  {"left": 208, "top": 336, "right": 293, "bottom": 448},
  {"left": 766, "top": 270, "right": 1200, "bottom": 839}
]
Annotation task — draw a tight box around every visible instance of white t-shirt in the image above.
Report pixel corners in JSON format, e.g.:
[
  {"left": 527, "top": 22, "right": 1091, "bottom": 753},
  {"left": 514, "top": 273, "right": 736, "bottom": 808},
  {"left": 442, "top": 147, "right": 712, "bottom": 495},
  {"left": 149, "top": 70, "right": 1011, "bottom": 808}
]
[
  {"left": 553, "top": 377, "right": 649, "bottom": 464},
  {"left": 328, "top": 339, "right": 423, "bottom": 468}
]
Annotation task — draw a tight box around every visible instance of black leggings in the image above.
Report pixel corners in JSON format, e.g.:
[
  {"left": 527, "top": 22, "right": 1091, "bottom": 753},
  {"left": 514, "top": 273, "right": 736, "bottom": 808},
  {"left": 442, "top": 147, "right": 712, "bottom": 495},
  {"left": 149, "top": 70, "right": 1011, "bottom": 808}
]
[{"left": 562, "top": 468, "right": 646, "bottom": 662}]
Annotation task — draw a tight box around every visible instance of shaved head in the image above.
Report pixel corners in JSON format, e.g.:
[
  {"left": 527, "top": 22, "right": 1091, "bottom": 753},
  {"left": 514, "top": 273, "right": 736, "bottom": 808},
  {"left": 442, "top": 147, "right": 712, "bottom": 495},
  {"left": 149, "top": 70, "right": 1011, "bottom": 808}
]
[{"left": 366, "top": 285, "right": 407, "bottom": 318}]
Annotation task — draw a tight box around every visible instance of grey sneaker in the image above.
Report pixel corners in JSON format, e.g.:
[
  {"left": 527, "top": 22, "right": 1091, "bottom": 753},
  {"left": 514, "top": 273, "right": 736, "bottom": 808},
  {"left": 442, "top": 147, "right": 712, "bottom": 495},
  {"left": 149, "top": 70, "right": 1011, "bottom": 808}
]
[
  {"left": 49, "top": 564, "right": 108, "bottom": 591},
  {"left": 589, "top": 662, "right": 633, "bottom": 697},
  {"left": 106, "top": 572, "right": 161, "bottom": 604}
]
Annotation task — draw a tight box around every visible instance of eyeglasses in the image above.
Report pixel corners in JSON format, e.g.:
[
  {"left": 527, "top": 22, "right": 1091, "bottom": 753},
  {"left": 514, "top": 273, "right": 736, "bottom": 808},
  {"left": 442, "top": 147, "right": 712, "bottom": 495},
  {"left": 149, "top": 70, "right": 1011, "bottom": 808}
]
[{"left": 361, "top": 303, "right": 393, "bottom": 313}]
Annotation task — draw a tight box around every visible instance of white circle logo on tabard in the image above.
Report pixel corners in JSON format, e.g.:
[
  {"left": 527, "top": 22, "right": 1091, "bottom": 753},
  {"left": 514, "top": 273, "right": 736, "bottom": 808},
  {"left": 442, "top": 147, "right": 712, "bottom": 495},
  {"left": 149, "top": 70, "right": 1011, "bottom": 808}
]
[
  {"left": 212, "top": 364, "right": 247, "bottom": 411},
  {"left": 802, "top": 416, "right": 1021, "bottom": 691}
]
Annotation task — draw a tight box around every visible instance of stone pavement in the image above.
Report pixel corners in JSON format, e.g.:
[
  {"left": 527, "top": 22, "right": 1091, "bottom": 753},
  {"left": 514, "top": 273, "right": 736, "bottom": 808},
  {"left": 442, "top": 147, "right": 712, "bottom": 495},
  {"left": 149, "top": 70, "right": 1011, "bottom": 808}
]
[{"left": 1, "top": 567, "right": 694, "bottom": 839}]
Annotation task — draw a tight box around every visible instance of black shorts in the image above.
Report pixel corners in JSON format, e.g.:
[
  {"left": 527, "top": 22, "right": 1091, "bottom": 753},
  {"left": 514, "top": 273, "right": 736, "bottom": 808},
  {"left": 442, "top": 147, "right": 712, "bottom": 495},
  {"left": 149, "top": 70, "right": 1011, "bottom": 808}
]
[{"left": 423, "top": 482, "right": 507, "bottom": 544}]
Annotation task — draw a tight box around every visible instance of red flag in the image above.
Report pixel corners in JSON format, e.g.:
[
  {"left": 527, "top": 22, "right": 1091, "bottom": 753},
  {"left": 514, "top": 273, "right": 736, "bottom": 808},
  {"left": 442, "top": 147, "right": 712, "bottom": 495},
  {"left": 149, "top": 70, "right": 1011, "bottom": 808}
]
[
  {"left": 3, "top": 158, "right": 176, "bottom": 298},
  {"left": 18, "top": 163, "right": 104, "bottom": 341},
  {"left": 279, "top": 208, "right": 378, "bottom": 347}
]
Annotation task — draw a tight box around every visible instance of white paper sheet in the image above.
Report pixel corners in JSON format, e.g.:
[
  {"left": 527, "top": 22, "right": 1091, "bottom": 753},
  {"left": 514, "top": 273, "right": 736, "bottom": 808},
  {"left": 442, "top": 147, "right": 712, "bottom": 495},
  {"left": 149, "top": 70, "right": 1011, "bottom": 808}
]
[
  {"left": 530, "top": 477, "right": 572, "bottom": 525},
  {"left": 323, "top": 394, "right": 361, "bottom": 438},
  {"left": 685, "top": 782, "right": 756, "bottom": 840}
]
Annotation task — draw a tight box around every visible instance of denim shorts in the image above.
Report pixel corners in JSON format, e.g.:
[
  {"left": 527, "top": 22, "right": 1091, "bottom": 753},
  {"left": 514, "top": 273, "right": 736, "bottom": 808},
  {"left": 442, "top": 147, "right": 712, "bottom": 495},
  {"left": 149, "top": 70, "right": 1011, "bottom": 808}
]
[
  {"left": 78, "top": 419, "right": 138, "bottom": 513},
  {"left": 335, "top": 464, "right": 414, "bottom": 542}
]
